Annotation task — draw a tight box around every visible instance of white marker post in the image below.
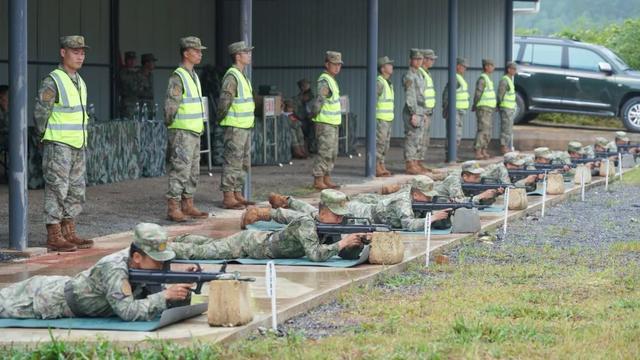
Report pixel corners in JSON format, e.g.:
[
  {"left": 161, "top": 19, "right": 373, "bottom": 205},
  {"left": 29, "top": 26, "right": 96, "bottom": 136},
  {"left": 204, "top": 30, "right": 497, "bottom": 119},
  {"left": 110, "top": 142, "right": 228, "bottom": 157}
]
[
  {"left": 541, "top": 171, "right": 548, "bottom": 218},
  {"left": 580, "top": 171, "right": 586, "bottom": 202},
  {"left": 265, "top": 261, "right": 277, "bottom": 332},
  {"left": 503, "top": 187, "right": 510, "bottom": 236},
  {"left": 425, "top": 212, "right": 432, "bottom": 267},
  {"left": 618, "top": 153, "right": 623, "bottom": 181},
  {"left": 605, "top": 158, "right": 610, "bottom": 191}
]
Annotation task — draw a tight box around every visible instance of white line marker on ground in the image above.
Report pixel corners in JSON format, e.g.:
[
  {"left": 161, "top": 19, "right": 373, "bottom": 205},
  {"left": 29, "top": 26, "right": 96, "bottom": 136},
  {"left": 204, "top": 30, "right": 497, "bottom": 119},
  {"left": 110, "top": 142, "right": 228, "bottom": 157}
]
[{"left": 425, "top": 212, "right": 432, "bottom": 267}]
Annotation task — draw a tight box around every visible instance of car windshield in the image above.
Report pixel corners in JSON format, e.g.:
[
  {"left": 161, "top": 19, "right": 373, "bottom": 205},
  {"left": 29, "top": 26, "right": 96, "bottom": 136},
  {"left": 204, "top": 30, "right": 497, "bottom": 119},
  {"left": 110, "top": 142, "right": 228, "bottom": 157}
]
[{"left": 600, "top": 47, "right": 631, "bottom": 71}]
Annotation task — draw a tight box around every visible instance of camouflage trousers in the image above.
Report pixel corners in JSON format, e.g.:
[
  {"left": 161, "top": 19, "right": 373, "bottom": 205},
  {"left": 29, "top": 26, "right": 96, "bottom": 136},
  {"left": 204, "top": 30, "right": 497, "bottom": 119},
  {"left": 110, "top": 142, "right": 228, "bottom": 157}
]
[
  {"left": 43, "top": 142, "right": 86, "bottom": 224},
  {"left": 171, "top": 208, "right": 316, "bottom": 260},
  {"left": 312, "top": 123, "right": 339, "bottom": 177},
  {"left": 290, "top": 119, "right": 306, "bottom": 147},
  {"left": 403, "top": 108, "right": 425, "bottom": 161},
  {"left": 499, "top": 108, "right": 515, "bottom": 147},
  {"left": 376, "top": 119, "right": 392, "bottom": 164},
  {"left": 166, "top": 129, "right": 201, "bottom": 200},
  {"left": 0, "top": 276, "right": 73, "bottom": 319},
  {"left": 474, "top": 106, "right": 494, "bottom": 150},
  {"left": 421, "top": 110, "right": 434, "bottom": 158},
  {"left": 220, "top": 127, "right": 252, "bottom": 192}
]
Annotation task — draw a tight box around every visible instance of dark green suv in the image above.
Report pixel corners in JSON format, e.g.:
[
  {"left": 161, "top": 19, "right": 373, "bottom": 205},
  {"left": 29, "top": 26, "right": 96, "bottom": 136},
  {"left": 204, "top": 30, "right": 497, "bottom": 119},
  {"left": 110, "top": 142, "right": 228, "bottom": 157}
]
[{"left": 513, "top": 36, "right": 640, "bottom": 132}]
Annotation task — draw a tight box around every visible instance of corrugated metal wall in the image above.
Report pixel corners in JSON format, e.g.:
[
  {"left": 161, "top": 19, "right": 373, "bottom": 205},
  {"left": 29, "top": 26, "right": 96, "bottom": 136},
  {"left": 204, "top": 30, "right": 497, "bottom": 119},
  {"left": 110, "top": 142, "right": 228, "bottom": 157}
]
[{"left": 220, "top": 0, "right": 507, "bottom": 139}]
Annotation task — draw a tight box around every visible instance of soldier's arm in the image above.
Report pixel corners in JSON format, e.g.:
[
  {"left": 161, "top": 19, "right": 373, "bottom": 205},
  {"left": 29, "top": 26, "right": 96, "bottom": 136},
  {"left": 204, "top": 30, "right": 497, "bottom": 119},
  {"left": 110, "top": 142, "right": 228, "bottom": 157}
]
[
  {"left": 286, "top": 197, "right": 319, "bottom": 218},
  {"left": 163, "top": 74, "right": 183, "bottom": 126},
  {"left": 497, "top": 78, "right": 507, "bottom": 105},
  {"left": 105, "top": 268, "right": 167, "bottom": 321},
  {"left": 376, "top": 79, "right": 384, "bottom": 98},
  {"left": 33, "top": 76, "right": 58, "bottom": 138},
  {"left": 403, "top": 74, "right": 417, "bottom": 114},
  {"left": 472, "top": 77, "right": 485, "bottom": 108},
  {"left": 216, "top": 74, "right": 237, "bottom": 121},
  {"left": 398, "top": 200, "right": 426, "bottom": 232},
  {"left": 310, "top": 79, "right": 330, "bottom": 117}
]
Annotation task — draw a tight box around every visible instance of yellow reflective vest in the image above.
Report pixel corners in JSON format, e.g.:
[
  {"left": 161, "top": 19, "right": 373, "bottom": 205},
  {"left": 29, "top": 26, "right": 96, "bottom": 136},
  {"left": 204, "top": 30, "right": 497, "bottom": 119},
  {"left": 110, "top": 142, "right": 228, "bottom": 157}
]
[
  {"left": 313, "top": 73, "right": 342, "bottom": 125},
  {"left": 42, "top": 69, "right": 88, "bottom": 149},
  {"left": 376, "top": 75, "right": 394, "bottom": 121},
  {"left": 220, "top": 66, "right": 255, "bottom": 129},
  {"left": 418, "top": 67, "right": 436, "bottom": 109},
  {"left": 456, "top": 74, "right": 469, "bottom": 110},
  {"left": 500, "top": 75, "right": 516, "bottom": 109},
  {"left": 477, "top": 73, "right": 497, "bottom": 108},
  {"left": 169, "top": 67, "right": 205, "bottom": 133}
]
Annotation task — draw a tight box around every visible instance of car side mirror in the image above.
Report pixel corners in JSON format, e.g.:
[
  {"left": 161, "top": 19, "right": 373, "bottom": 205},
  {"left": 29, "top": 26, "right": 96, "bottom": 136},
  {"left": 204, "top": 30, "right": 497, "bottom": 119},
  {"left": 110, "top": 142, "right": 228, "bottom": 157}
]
[{"left": 598, "top": 62, "right": 613, "bottom": 75}]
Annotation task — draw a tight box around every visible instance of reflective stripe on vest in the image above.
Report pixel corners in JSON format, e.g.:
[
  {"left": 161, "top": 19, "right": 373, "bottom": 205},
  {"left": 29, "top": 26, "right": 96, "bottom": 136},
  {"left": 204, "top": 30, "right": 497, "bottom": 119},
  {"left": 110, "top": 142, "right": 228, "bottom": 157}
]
[
  {"left": 220, "top": 67, "right": 255, "bottom": 129},
  {"left": 477, "top": 73, "right": 497, "bottom": 108},
  {"left": 169, "top": 67, "right": 205, "bottom": 133},
  {"left": 500, "top": 75, "right": 516, "bottom": 109},
  {"left": 42, "top": 69, "right": 88, "bottom": 148},
  {"left": 376, "top": 75, "right": 394, "bottom": 121},
  {"left": 456, "top": 74, "right": 469, "bottom": 110},
  {"left": 313, "top": 73, "right": 342, "bottom": 125},
  {"left": 419, "top": 68, "right": 436, "bottom": 109}
]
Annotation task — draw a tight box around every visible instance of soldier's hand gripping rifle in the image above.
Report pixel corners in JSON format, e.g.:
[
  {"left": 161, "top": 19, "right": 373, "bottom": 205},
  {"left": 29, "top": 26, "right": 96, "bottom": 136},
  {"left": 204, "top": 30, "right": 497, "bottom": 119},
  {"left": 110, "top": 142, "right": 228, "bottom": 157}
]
[
  {"left": 507, "top": 168, "right": 547, "bottom": 183},
  {"left": 461, "top": 178, "right": 516, "bottom": 197},
  {"left": 316, "top": 217, "right": 391, "bottom": 245},
  {"left": 412, "top": 196, "right": 490, "bottom": 214}
]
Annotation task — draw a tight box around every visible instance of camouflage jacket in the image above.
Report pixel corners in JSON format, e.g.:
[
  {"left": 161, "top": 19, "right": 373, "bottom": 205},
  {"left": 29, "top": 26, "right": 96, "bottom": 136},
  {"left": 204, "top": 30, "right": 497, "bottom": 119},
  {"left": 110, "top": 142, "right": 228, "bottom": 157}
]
[
  {"left": 435, "top": 171, "right": 481, "bottom": 203},
  {"left": 216, "top": 65, "right": 242, "bottom": 121},
  {"left": 310, "top": 72, "right": 336, "bottom": 118},
  {"left": 349, "top": 186, "right": 425, "bottom": 231},
  {"left": 138, "top": 71, "right": 154, "bottom": 101},
  {"left": 482, "top": 162, "right": 529, "bottom": 187},
  {"left": 402, "top": 67, "right": 426, "bottom": 115},
  {"left": 119, "top": 68, "right": 140, "bottom": 102},
  {"left": 34, "top": 65, "right": 82, "bottom": 139},
  {"left": 164, "top": 64, "right": 198, "bottom": 126}
]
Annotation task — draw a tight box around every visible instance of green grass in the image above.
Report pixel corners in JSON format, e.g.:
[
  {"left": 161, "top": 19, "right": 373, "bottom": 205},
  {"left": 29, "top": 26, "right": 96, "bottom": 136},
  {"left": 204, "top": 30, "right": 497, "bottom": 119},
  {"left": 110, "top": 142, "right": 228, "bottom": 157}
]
[
  {"left": 622, "top": 167, "right": 640, "bottom": 185},
  {"left": 534, "top": 113, "right": 624, "bottom": 129}
]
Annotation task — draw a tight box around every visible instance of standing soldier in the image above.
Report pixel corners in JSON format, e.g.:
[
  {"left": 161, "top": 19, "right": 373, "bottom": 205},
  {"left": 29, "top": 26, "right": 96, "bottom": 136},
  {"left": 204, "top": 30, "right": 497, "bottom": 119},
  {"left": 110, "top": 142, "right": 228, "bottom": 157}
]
[
  {"left": 375, "top": 56, "right": 395, "bottom": 177},
  {"left": 442, "top": 58, "right": 470, "bottom": 162},
  {"left": 138, "top": 53, "right": 157, "bottom": 118},
  {"left": 164, "top": 36, "right": 209, "bottom": 221},
  {"left": 34, "top": 36, "right": 94, "bottom": 252},
  {"left": 418, "top": 49, "right": 438, "bottom": 166},
  {"left": 403, "top": 49, "right": 427, "bottom": 175},
  {"left": 217, "top": 41, "right": 256, "bottom": 209},
  {"left": 293, "top": 78, "right": 315, "bottom": 152},
  {"left": 310, "top": 51, "right": 343, "bottom": 190},
  {"left": 118, "top": 51, "right": 140, "bottom": 119},
  {"left": 472, "top": 59, "right": 497, "bottom": 160},
  {"left": 497, "top": 62, "right": 517, "bottom": 154}
]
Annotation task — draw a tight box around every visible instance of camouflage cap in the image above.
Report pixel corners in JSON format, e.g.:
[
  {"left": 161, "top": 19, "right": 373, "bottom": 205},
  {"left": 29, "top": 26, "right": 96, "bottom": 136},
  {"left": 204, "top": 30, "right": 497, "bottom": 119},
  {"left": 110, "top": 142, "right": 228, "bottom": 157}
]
[
  {"left": 60, "top": 35, "right": 89, "bottom": 49},
  {"left": 325, "top": 51, "right": 343, "bottom": 64},
  {"left": 410, "top": 175, "right": 438, "bottom": 197},
  {"left": 595, "top": 136, "right": 608, "bottom": 147},
  {"left": 181, "top": 36, "right": 207, "bottom": 50},
  {"left": 567, "top": 141, "right": 583, "bottom": 152},
  {"left": 615, "top": 131, "right": 630, "bottom": 142},
  {"left": 457, "top": 57, "right": 469, "bottom": 67},
  {"left": 409, "top": 48, "right": 424, "bottom": 59},
  {"left": 320, "top": 189, "right": 349, "bottom": 216},
  {"left": 124, "top": 51, "right": 136, "bottom": 60},
  {"left": 228, "top": 41, "right": 252, "bottom": 55},
  {"left": 534, "top": 147, "right": 554, "bottom": 159},
  {"left": 422, "top": 49, "right": 438, "bottom": 59},
  {"left": 377, "top": 56, "right": 394, "bottom": 68},
  {"left": 504, "top": 151, "right": 525, "bottom": 166},
  {"left": 141, "top": 53, "right": 157, "bottom": 63},
  {"left": 506, "top": 61, "right": 517, "bottom": 70},
  {"left": 482, "top": 58, "right": 495, "bottom": 67},
  {"left": 132, "top": 223, "right": 175, "bottom": 262},
  {"left": 461, "top": 160, "right": 485, "bottom": 174}
]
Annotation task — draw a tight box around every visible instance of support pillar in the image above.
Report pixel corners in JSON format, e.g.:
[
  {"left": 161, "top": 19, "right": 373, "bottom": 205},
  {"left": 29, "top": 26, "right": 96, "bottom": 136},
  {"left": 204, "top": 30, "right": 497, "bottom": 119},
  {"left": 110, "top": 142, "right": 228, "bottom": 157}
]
[
  {"left": 365, "top": 0, "right": 378, "bottom": 177},
  {"left": 446, "top": 0, "right": 459, "bottom": 163}
]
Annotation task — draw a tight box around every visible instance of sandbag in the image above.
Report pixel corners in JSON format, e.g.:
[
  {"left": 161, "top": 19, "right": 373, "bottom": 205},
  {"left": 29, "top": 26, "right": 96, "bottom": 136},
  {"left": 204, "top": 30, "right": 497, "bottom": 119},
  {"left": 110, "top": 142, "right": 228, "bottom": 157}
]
[
  {"left": 599, "top": 160, "right": 616, "bottom": 177},
  {"left": 508, "top": 188, "right": 528, "bottom": 210},
  {"left": 208, "top": 280, "right": 254, "bottom": 327},
  {"left": 451, "top": 208, "right": 481, "bottom": 233},
  {"left": 546, "top": 173, "right": 565, "bottom": 195},
  {"left": 573, "top": 165, "right": 592, "bottom": 185},
  {"left": 368, "top": 231, "right": 404, "bottom": 265}
]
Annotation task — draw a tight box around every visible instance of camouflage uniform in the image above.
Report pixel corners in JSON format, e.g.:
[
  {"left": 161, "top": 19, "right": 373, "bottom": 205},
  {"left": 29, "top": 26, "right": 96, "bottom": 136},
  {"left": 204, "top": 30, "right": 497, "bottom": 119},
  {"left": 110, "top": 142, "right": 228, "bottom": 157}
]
[
  {"left": 435, "top": 161, "right": 489, "bottom": 204},
  {"left": 164, "top": 65, "right": 203, "bottom": 200},
  {"left": 376, "top": 78, "right": 392, "bottom": 164},
  {"left": 34, "top": 66, "right": 87, "bottom": 225},
  {"left": 293, "top": 83, "right": 315, "bottom": 153},
  {"left": 482, "top": 161, "right": 530, "bottom": 188},
  {"left": 473, "top": 75, "right": 495, "bottom": 150},
  {"left": 497, "top": 76, "right": 515, "bottom": 147},
  {"left": 0, "top": 223, "right": 175, "bottom": 320},
  {"left": 119, "top": 67, "right": 140, "bottom": 119},
  {"left": 139, "top": 53, "right": 157, "bottom": 114},
  {"left": 172, "top": 208, "right": 340, "bottom": 262},
  {"left": 403, "top": 62, "right": 427, "bottom": 161},
  {"left": 310, "top": 74, "right": 340, "bottom": 177}
]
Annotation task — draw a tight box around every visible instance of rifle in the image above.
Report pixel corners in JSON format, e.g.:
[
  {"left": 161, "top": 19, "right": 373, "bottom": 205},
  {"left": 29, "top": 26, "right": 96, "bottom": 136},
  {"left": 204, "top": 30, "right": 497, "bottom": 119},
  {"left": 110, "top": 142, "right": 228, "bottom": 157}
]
[
  {"left": 595, "top": 151, "right": 620, "bottom": 158},
  {"left": 316, "top": 217, "right": 391, "bottom": 245},
  {"left": 129, "top": 263, "right": 255, "bottom": 294},
  {"left": 531, "top": 163, "right": 568, "bottom": 171},
  {"left": 617, "top": 143, "right": 638, "bottom": 152},
  {"left": 412, "top": 196, "right": 490, "bottom": 213},
  {"left": 507, "top": 169, "right": 547, "bottom": 182},
  {"left": 571, "top": 157, "right": 599, "bottom": 165},
  {"left": 461, "top": 179, "right": 515, "bottom": 197}
]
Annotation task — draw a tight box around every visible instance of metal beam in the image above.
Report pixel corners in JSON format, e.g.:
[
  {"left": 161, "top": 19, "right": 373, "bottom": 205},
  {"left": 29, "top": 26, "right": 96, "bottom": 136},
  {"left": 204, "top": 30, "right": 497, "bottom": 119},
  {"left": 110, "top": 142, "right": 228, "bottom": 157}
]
[
  {"left": 241, "top": 0, "right": 252, "bottom": 200},
  {"left": 505, "top": 0, "right": 514, "bottom": 63},
  {"left": 8, "top": 0, "right": 28, "bottom": 250},
  {"left": 365, "top": 0, "right": 378, "bottom": 178},
  {"left": 446, "top": 0, "right": 458, "bottom": 163}
]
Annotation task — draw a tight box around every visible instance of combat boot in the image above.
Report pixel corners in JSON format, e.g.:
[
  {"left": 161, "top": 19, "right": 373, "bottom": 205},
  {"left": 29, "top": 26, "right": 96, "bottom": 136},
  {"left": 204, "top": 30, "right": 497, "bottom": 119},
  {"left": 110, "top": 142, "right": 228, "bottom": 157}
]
[
  {"left": 268, "top": 192, "right": 290, "bottom": 209},
  {"left": 376, "top": 162, "right": 387, "bottom": 177},
  {"left": 483, "top": 148, "right": 492, "bottom": 159},
  {"left": 223, "top": 192, "right": 245, "bottom": 210},
  {"left": 405, "top": 161, "right": 422, "bottom": 175},
  {"left": 167, "top": 198, "right": 187, "bottom": 222},
  {"left": 323, "top": 175, "right": 340, "bottom": 189},
  {"left": 234, "top": 191, "right": 256, "bottom": 206},
  {"left": 181, "top": 197, "right": 209, "bottom": 219},
  {"left": 428, "top": 171, "right": 447, "bottom": 181},
  {"left": 46, "top": 224, "right": 77, "bottom": 252},
  {"left": 240, "top": 206, "right": 272, "bottom": 229},
  {"left": 475, "top": 149, "right": 484, "bottom": 160},
  {"left": 60, "top": 219, "right": 94, "bottom": 249},
  {"left": 314, "top": 176, "right": 329, "bottom": 190},
  {"left": 381, "top": 183, "right": 402, "bottom": 195},
  {"left": 380, "top": 163, "right": 392, "bottom": 176}
]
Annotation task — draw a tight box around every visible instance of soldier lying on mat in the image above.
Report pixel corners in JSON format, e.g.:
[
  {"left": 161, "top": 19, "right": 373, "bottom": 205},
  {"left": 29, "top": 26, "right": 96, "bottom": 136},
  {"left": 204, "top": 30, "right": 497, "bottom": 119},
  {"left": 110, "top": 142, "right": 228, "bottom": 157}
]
[{"left": 0, "top": 224, "right": 193, "bottom": 320}]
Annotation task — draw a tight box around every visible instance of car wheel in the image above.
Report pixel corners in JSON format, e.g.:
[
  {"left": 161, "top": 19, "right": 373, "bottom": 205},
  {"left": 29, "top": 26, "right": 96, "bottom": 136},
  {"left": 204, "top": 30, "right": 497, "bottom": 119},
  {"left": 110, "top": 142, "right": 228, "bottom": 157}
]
[
  {"left": 621, "top": 97, "right": 640, "bottom": 133},
  {"left": 514, "top": 92, "right": 530, "bottom": 124}
]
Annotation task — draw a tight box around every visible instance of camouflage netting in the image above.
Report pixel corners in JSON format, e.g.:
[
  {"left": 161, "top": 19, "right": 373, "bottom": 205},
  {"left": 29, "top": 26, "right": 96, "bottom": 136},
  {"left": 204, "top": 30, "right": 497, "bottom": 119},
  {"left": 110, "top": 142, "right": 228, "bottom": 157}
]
[{"left": 27, "top": 120, "right": 167, "bottom": 189}]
